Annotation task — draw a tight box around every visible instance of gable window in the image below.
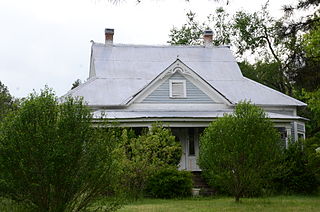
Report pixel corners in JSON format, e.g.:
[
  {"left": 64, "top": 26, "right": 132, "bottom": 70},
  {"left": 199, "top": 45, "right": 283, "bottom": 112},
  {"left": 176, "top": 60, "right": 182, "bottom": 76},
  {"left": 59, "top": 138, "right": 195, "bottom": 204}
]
[{"left": 169, "top": 80, "right": 186, "bottom": 98}]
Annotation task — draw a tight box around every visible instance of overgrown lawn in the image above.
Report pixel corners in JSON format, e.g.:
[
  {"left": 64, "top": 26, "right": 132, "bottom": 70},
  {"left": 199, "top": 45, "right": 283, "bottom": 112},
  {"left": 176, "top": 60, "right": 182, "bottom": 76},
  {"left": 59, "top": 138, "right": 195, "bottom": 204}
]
[
  {"left": 1, "top": 195, "right": 319, "bottom": 212},
  {"left": 118, "top": 196, "right": 320, "bottom": 212}
]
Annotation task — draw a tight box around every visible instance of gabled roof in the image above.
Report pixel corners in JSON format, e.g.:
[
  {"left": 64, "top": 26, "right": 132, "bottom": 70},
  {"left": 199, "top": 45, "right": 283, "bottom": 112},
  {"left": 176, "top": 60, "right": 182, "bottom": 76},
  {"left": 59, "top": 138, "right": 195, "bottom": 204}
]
[
  {"left": 127, "top": 59, "right": 232, "bottom": 105},
  {"left": 65, "top": 43, "right": 306, "bottom": 107}
]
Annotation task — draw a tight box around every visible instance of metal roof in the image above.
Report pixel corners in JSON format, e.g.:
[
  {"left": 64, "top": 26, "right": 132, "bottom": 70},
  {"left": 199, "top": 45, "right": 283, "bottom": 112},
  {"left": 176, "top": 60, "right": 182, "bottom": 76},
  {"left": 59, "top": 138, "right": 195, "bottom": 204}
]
[{"left": 65, "top": 43, "right": 306, "bottom": 107}]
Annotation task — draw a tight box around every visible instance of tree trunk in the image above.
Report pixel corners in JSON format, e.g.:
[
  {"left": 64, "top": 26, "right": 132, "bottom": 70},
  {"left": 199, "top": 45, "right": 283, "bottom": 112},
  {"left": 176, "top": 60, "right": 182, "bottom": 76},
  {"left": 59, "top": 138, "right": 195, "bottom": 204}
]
[{"left": 235, "top": 195, "right": 240, "bottom": 203}]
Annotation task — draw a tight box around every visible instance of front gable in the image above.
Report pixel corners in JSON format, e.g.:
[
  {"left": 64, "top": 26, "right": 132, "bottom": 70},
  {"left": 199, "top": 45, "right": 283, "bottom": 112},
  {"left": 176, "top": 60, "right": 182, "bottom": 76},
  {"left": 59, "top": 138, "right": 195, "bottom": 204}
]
[
  {"left": 129, "top": 59, "right": 232, "bottom": 105},
  {"left": 142, "top": 72, "right": 214, "bottom": 103}
]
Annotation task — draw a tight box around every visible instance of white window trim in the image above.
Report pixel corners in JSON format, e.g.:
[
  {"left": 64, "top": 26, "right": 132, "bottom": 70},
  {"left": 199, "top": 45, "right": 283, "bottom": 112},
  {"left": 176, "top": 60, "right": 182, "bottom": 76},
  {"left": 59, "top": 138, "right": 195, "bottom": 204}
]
[{"left": 169, "top": 80, "right": 187, "bottom": 98}]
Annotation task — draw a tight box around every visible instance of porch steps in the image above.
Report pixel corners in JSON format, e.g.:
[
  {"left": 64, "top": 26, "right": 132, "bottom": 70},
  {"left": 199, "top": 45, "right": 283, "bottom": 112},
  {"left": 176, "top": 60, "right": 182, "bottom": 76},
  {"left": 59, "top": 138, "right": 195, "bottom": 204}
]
[{"left": 191, "top": 171, "right": 216, "bottom": 196}]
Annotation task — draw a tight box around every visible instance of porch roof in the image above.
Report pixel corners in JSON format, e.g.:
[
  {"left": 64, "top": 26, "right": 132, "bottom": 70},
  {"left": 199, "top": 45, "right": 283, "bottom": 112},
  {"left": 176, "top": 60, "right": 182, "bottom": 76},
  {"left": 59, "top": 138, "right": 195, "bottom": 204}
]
[{"left": 92, "top": 110, "right": 306, "bottom": 121}]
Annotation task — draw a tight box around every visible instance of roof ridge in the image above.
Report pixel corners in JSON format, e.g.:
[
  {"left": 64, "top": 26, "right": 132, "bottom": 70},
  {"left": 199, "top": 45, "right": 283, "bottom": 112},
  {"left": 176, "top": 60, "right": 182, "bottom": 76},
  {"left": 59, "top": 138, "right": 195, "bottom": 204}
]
[{"left": 92, "top": 42, "right": 230, "bottom": 49}]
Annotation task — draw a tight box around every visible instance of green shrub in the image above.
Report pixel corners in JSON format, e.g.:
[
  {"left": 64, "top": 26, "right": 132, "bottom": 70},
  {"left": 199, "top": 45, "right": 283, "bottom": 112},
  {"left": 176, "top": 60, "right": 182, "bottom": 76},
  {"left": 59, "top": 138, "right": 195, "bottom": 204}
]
[
  {"left": 272, "top": 139, "right": 320, "bottom": 194},
  {"left": 199, "top": 101, "right": 281, "bottom": 202},
  {"left": 146, "top": 168, "right": 193, "bottom": 198},
  {"left": 0, "top": 88, "right": 123, "bottom": 211},
  {"left": 119, "top": 124, "right": 182, "bottom": 199}
]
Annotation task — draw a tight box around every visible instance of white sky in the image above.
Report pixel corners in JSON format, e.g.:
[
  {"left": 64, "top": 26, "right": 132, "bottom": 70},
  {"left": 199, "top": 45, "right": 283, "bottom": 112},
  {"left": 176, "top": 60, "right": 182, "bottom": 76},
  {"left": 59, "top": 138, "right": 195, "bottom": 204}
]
[{"left": 0, "top": 0, "right": 297, "bottom": 98}]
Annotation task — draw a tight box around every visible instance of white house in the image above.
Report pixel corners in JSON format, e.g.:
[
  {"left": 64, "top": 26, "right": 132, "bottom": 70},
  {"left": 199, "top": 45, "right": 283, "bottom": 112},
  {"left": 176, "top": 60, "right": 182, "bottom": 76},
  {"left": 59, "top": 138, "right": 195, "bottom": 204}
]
[{"left": 64, "top": 29, "right": 306, "bottom": 171}]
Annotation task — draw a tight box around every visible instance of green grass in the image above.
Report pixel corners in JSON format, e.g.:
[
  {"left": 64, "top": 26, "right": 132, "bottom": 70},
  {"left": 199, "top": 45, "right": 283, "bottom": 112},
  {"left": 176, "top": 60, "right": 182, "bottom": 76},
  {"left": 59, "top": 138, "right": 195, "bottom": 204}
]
[
  {"left": 1, "top": 196, "right": 319, "bottom": 211},
  {"left": 118, "top": 196, "right": 320, "bottom": 212}
]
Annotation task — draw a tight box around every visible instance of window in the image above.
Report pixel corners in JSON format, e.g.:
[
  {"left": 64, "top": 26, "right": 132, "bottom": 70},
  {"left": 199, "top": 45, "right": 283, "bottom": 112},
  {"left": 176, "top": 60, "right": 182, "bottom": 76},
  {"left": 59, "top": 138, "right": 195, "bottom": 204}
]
[
  {"left": 275, "top": 127, "right": 287, "bottom": 149},
  {"left": 169, "top": 80, "right": 186, "bottom": 98},
  {"left": 276, "top": 127, "right": 287, "bottom": 141}
]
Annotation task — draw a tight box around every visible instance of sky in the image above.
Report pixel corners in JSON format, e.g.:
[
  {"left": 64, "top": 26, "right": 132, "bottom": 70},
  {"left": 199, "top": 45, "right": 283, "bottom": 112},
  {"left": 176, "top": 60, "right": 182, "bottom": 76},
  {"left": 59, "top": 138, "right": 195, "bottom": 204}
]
[{"left": 0, "top": 0, "right": 297, "bottom": 98}]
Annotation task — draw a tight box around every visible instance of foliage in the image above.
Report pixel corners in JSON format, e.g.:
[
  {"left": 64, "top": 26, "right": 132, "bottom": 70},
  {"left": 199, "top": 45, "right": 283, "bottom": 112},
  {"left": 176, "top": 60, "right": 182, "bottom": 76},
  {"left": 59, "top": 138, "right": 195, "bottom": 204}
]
[
  {"left": 168, "top": 11, "right": 205, "bottom": 45},
  {"left": 231, "top": 1, "right": 320, "bottom": 94},
  {"left": 272, "top": 139, "right": 320, "bottom": 194},
  {"left": 232, "top": 5, "right": 276, "bottom": 58},
  {"left": 304, "top": 89, "right": 320, "bottom": 125},
  {"left": 71, "top": 79, "right": 82, "bottom": 90},
  {"left": 0, "top": 88, "right": 123, "bottom": 212},
  {"left": 146, "top": 168, "right": 192, "bottom": 199},
  {"left": 233, "top": 4, "right": 305, "bottom": 95},
  {"left": 297, "top": 88, "right": 320, "bottom": 137},
  {"left": 119, "top": 123, "right": 182, "bottom": 199},
  {"left": 199, "top": 101, "right": 281, "bottom": 202},
  {"left": 133, "top": 124, "right": 182, "bottom": 167},
  {"left": 303, "top": 23, "right": 320, "bottom": 61},
  {"left": 0, "top": 81, "right": 18, "bottom": 121},
  {"left": 168, "top": 8, "right": 231, "bottom": 46},
  {"left": 239, "top": 60, "right": 284, "bottom": 92},
  {"left": 168, "top": 3, "right": 320, "bottom": 95},
  {"left": 294, "top": 19, "right": 320, "bottom": 92}
]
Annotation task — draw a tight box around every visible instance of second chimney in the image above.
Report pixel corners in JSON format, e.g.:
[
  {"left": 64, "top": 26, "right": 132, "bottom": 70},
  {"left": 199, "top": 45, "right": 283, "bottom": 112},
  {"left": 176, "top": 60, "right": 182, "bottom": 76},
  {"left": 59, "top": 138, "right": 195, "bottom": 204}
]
[
  {"left": 203, "top": 30, "right": 213, "bottom": 47},
  {"left": 105, "top": 28, "right": 114, "bottom": 45}
]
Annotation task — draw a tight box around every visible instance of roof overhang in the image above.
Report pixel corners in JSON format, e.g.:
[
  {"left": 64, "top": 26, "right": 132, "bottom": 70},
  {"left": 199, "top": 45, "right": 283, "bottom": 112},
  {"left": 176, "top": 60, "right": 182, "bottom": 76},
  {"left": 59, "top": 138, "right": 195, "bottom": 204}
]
[{"left": 92, "top": 110, "right": 307, "bottom": 127}]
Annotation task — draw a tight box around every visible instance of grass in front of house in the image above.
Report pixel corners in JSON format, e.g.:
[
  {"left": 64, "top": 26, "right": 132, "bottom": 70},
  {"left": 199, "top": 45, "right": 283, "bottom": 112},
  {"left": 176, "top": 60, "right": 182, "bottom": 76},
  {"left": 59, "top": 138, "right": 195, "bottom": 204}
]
[
  {"left": 1, "top": 195, "right": 319, "bottom": 211},
  {"left": 117, "top": 195, "right": 320, "bottom": 212}
]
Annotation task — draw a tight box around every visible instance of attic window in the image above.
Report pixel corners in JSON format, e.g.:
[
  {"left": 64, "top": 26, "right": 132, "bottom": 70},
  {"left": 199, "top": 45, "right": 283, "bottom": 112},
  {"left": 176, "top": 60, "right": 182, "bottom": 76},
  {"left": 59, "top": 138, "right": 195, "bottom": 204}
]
[{"left": 170, "top": 80, "right": 186, "bottom": 98}]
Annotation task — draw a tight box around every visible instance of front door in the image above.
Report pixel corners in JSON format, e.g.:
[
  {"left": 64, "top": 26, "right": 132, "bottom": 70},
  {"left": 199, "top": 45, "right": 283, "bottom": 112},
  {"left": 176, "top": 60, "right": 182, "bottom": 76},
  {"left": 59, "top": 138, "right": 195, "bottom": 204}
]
[
  {"left": 186, "top": 128, "right": 201, "bottom": 171},
  {"left": 172, "top": 128, "right": 202, "bottom": 171}
]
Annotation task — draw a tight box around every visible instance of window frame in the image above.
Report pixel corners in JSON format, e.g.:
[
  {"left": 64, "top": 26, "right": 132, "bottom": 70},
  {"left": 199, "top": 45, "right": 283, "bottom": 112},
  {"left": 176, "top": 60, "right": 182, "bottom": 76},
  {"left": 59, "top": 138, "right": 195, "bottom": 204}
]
[{"left": 169, "top": 80, "right": 187, "bottom": 98}]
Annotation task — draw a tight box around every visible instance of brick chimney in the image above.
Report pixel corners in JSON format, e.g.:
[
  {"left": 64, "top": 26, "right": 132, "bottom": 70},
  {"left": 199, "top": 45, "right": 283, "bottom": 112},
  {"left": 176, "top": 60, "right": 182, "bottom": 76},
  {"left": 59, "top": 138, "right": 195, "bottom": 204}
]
[
  {"left": 105, "top": 28, "right": 114, "bottom": 45},
  {"left": 203, "top": 30, "right": 213, "bottom": 47}
]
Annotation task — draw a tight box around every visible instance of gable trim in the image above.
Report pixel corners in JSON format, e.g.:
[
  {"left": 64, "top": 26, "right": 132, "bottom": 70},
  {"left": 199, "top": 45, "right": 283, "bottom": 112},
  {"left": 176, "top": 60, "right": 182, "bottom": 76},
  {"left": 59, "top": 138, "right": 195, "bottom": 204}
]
[{"left": 125, "top": 59, "right": 233, "bottom": 106}]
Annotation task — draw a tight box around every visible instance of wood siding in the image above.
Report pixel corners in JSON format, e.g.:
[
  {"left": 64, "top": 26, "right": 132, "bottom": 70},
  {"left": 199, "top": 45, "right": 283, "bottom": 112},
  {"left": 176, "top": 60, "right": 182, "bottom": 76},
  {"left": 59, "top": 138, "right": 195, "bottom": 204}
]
[
  {"left": 268, "top": 110, "right": 294, "bottom": 116},
  {"left": 142, "top": 72, "right": 214, "bottom": 104}
]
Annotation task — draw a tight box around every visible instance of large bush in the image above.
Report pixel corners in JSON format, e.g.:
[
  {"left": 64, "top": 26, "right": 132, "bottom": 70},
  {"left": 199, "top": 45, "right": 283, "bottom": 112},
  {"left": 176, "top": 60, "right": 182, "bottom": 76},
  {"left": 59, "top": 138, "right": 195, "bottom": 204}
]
[
  {"left": 199, "top": 101, "right": 281, "bottom": 202},
  {"left": 119, "top": 124, "right": 182, "bottom": 199},
  {"left": 0, "top": 89, "right": 122, "bottom": 211},
  {"left": 146, "top": 168, "right": 193, "bottom": 198},
  {"left": 272, "top": 138, "right": 320, "bottom": 194}
]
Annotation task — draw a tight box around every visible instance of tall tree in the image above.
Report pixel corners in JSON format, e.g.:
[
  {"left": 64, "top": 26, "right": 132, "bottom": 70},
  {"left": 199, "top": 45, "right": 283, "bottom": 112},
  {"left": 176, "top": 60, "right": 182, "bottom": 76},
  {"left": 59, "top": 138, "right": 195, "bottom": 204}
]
[{"left": 231, "top": 3, "right": 306, "bottom": 95}]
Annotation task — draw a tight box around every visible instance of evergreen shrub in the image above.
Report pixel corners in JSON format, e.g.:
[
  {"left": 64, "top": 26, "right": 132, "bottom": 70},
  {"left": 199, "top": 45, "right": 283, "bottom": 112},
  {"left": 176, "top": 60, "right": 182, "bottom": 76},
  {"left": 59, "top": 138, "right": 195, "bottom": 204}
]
[{"left": 146, "top": 168, "right": 193, "bottom": 198}]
